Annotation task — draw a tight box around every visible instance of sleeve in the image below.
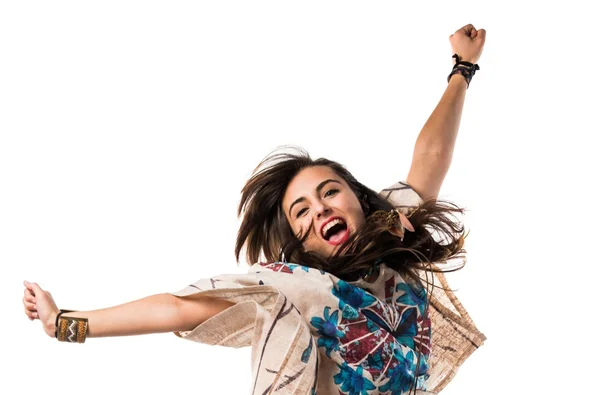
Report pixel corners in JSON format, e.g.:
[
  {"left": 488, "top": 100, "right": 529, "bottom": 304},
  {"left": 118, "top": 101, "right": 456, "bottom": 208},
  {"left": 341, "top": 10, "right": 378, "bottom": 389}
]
[
  {"left": 421, "top": 271, "right": 487, "bottom": 392},
  {"left": 378, "top": 181, "right": 424, "bottom": 214},
  {"left": 169, "top": 277, "right": 279, "bottom": 347},
  {"left": 168, "top": 272, "right": 320, "bottom": 395},
  {"left": 379, "top": 181, "right": 487, "bottom": 392}
]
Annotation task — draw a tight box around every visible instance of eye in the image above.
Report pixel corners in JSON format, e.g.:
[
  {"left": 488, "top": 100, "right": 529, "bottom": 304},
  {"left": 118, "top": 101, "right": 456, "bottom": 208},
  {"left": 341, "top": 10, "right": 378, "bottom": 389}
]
[
  {"left": 296, "top": 207, "right": 308, "bottom": 218},
  {"left": 324, "top": 189, "right": 339, "bottom": 198}
]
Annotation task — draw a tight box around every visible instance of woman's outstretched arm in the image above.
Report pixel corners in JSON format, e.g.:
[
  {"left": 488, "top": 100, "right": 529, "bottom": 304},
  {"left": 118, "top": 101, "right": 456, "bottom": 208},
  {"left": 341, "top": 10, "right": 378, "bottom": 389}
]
[
  {"left": 23, "top": 280, "right": 234, "bottom": 339},
  {"left": 406, "top": 24, "right": 486, "bottom": 201}
]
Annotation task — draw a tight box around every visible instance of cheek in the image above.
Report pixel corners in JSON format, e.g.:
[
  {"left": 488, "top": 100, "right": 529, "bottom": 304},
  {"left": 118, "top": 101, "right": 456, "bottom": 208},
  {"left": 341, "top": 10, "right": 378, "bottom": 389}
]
[
  {"left": 349, "top": 203, "right": 366, "bottom": 227},
  {"left": 291, "top": 218, "right": 312, "bottom": 239},
  {"left": 290, "top": 222, "right": 301, "bottom": 238}
]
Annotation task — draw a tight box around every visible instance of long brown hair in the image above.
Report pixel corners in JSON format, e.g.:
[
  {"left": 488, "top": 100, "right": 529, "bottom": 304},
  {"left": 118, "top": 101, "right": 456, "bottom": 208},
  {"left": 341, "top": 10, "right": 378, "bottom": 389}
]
[{"left": 235, "top": 147, "right": 467, "bottom": 281}]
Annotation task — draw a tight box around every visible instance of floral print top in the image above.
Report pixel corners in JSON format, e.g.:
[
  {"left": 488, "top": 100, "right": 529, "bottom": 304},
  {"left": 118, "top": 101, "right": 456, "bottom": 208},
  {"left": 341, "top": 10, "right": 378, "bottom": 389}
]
[
  {"left": 169, "top": 182, "right": 484, "bottom": 394},
  {"left": 265, "top": 260, "right": 431, "bottom": 394}
]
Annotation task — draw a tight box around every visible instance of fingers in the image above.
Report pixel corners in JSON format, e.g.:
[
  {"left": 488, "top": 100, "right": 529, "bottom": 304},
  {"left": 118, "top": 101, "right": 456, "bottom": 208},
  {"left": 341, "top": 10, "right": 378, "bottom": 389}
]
[
  {"left": 23, "top": 282, "right": 38, "bottom": 318},
  {"left": 23, "top": 290, "right": 36, "bottom": 303},
  {"left": 24, "top": 308, "right": 38, "bottom": 320},
  {"left": 460, "top": 24, "right": 475, "bottom": 35},
  {"left": 476, "top": 29, "right": 486, "bottom": 42},
  {"left": 23, "top": 297, "right": 38, "bottom": 320},
  {"left": 450, "top": 24, "right": 473, "bottom": 38},
  {"left": 23, "top": 280, "right": 41, "bottom": 321},
  {"left": 450, "top": 24, "right": 486, "bottom": 41},
  {"left": 24, "top": 286, "right": 36, "bottom": 302},
  {"left": 24, "top": 280, "right": 43, "bottom": 296},
  {"left": 23, "top": 299, "right": 37, "bottom": 310}
]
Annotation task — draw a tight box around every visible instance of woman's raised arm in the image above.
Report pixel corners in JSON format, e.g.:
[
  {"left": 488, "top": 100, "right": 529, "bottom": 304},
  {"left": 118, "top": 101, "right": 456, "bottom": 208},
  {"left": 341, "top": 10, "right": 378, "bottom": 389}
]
[
  {"left": 406, "top": 24, "right": 486, "bottom": 201},
  {"left": 23, "top": 280, "right": 234, "bottom": 340}
]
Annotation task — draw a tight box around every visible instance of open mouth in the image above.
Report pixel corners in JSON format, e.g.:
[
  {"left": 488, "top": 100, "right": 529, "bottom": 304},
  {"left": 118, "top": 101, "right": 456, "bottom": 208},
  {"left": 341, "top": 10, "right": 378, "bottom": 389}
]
[{"left": 321, "top": 218, "right": 350, "bottom": 246}]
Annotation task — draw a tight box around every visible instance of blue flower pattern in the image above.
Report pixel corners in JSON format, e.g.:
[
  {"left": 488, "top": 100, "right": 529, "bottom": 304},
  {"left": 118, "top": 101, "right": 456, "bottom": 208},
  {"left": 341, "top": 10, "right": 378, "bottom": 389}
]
[
  {"left": 310, "top": 306, "right": 345, "bottom": 358},
  {"left": 327, "top": 269, "right": 429, "bottom": 393},
  {"left": 332, "top": 273, "right": 429, "bottom": 393},
  {"left": 396, "top": 282, "right": 427, "bottom": 315},
  {"left": 334, "top": 363, "right": 377, "bottom": 395},
  {"left": 379, "top": 347, "right": 418, "bottom": 394},
  {"left": 262, "top": 261, "right": 431, "bottom": 394}
]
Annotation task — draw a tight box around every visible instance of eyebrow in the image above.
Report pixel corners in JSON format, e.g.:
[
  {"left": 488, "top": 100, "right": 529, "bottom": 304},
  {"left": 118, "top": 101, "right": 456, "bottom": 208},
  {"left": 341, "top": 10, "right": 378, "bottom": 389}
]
[{"left": 288, "top": 179, "right": 342, "bottom": 217}]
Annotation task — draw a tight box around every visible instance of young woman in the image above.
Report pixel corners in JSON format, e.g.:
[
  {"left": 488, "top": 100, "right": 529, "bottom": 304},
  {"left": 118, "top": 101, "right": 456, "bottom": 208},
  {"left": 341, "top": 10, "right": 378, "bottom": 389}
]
[{"left": 22, "top": 24, "right": 487, "bottom": 395}]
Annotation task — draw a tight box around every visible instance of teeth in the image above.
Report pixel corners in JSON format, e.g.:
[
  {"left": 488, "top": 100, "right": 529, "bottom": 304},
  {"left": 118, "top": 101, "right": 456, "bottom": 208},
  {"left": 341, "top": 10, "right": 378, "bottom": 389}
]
[{"left": 322, "top": 219, "right": 344, "bottom": 237}]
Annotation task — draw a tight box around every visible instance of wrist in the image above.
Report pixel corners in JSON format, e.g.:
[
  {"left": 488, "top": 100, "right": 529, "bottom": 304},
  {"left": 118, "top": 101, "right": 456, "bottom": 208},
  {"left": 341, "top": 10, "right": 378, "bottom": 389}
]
[
  {"left": 448, "top": 73, "right": 468, "bottom": 87},
  {"left": 447, "top": 53, "right": 480, "bottom": 89},
  {"left": 44, "top": 309, "right": 60, "bottom": 338},
  {"left": 451, "top": 53, "right": 478, "bottom": 64},
  {"left": 53, "top": 310, "right": 89, "bottom": 343}
]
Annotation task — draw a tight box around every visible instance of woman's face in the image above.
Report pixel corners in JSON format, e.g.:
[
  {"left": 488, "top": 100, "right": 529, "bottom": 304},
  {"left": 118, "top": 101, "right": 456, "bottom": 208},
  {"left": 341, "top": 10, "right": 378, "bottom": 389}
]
[{"left": 282, "top": 166, "right": 366, "bottom": 259}]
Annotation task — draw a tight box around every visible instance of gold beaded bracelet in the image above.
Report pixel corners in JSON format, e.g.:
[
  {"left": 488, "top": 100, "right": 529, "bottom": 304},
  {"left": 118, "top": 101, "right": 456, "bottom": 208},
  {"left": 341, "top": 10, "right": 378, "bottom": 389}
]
[{"left": 55, "top": 309, "right": 89, "bottom": 343}]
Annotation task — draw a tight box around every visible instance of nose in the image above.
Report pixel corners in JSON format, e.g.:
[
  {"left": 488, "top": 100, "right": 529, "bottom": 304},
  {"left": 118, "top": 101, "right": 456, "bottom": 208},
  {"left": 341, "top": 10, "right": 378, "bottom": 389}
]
[{"left": 314, "top": 201, "right": 331, "bottom": 219}]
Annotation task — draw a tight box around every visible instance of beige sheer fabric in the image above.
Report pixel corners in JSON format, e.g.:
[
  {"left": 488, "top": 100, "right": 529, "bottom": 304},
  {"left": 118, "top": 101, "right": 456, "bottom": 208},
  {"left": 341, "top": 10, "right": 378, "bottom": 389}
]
[
  {"left": 170, "top": 182, "right": 485, "bottom": 394},
  {"left": 377, "top": 183, "right": 487, "bottom": 391}
]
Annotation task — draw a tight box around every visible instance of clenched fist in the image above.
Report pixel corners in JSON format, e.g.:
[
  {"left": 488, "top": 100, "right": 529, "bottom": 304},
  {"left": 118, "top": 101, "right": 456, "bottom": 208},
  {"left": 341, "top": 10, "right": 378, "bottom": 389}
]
[
  {"left": 23, "top": 280, "right": 59, "bottom": 338},
  {"left": 449, "top": 24, "right": 486, "bottom": 64}
]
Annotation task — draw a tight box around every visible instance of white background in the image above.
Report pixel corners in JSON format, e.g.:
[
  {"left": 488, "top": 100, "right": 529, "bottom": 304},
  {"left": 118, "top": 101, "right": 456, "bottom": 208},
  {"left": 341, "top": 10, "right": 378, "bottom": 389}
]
[{"left": 1, "top": 1, "right": 599, "bottom": 394}]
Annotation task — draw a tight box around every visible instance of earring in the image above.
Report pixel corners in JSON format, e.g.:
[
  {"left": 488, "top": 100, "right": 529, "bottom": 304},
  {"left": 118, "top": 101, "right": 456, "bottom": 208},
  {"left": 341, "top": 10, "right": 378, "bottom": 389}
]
[
  {"left": 388, "top": 210, "right": 415, "bottom": 241},
  {"left": 370, "top": 209, "right": 415, "bottom": 241}
]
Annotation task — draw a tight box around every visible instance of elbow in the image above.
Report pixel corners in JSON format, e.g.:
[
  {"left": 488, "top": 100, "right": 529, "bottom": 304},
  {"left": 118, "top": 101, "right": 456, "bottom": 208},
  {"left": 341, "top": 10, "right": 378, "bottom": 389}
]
[
  {"left": 172, "top": 293, "right": 235, "bottom": 332},
  {"left": 156, "top": 293, "right": 191, "bottom": 333},
  {"left": 414, "top": 148, "right": 453, "bottom": 161},
  {"left": 170, "top": 293, "right": 196, "bottom": 332}
]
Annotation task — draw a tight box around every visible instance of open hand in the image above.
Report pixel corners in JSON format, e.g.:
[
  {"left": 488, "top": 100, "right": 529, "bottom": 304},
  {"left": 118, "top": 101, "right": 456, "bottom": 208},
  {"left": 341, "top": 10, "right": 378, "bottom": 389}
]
[
  {"left": 449, "top": 24, "right": 486, "bottom": 64},
  {"left": 23, "top": 281, "right": 59, "bottom": 338}
]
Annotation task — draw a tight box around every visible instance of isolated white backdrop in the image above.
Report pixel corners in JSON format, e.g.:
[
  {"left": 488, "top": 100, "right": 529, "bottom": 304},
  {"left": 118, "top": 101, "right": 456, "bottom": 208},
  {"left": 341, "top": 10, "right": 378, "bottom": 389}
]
[{"left": 1, "top": 1, "right": 599, "bottom": 394}]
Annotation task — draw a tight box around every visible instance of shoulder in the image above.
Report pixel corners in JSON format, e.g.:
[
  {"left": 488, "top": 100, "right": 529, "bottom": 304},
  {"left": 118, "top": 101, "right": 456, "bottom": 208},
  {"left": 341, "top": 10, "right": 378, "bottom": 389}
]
[{"left": 250, "top": 262, "right": 330, "bottom": 283}]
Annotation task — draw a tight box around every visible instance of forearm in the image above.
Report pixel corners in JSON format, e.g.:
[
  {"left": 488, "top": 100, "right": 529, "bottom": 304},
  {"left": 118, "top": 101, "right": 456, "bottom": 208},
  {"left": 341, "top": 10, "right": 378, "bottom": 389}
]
[
  {"left": 412, "top": 74, "right": 468, "bottom": 157},
  {"left": 56, "top": 293, "right": 233, "bottom": 338},
  {"left": 57, "top": 293, "right": 184, "bottom": 338}
]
